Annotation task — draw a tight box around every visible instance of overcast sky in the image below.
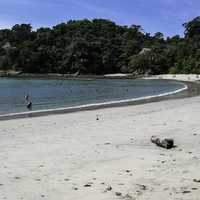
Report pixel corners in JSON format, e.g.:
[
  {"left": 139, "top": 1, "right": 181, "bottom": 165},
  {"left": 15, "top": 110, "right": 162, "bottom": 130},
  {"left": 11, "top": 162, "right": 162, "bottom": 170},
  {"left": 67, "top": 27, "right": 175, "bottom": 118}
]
[{"left": 0, "top": 0, "right": 199, "bottom": 36}]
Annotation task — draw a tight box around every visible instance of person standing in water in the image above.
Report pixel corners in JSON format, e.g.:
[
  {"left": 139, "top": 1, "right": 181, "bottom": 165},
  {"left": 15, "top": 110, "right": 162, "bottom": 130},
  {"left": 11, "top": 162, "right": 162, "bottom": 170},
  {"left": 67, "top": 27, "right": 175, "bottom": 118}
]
[{"left": 25, "top": 94, "right": 32, "bottom": 110}]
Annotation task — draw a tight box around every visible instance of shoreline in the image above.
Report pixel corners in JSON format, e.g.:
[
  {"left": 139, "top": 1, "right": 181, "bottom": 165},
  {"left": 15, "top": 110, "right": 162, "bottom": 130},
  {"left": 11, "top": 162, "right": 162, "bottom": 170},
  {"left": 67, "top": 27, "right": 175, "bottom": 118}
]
[
  {"left": 0, "top": 80, "right": 191, "bottom": 121},
  {"left": 0, "top": 74, "right": 200, "bottom": 121},
  {"left": 1, "top": 72, "right": 200, "bottom": 81}
]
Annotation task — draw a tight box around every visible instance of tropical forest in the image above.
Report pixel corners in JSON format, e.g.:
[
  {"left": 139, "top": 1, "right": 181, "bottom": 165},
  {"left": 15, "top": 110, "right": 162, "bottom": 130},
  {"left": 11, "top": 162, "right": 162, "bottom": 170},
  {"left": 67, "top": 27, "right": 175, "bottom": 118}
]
[{"left": 0, "top": 17, "right": 200, "bottom": 75}]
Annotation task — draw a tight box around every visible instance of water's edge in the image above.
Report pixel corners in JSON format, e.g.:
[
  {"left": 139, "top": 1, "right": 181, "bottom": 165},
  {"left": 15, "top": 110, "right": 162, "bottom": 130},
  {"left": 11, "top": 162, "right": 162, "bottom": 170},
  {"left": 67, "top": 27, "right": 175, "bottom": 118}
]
[{"left": 0, "top": 80, "right": 196, "bottom": 121}]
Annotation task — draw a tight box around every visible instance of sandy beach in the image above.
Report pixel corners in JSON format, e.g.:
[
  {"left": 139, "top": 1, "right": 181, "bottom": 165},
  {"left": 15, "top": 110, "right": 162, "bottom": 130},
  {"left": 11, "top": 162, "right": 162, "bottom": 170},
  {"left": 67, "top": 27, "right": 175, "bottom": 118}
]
[
  {"left": 144, "top": 74, "right": 200, "bottom": 82},
  {"left": 1, "top": 78, "right": 200, "bottom": 199}
]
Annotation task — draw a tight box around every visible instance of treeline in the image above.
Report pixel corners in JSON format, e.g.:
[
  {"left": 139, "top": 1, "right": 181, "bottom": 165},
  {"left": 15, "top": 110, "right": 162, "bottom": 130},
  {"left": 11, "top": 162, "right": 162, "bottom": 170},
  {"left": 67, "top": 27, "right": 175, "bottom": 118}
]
[{"left": 0, "top": 17, "right": 200, "bottom": 75}]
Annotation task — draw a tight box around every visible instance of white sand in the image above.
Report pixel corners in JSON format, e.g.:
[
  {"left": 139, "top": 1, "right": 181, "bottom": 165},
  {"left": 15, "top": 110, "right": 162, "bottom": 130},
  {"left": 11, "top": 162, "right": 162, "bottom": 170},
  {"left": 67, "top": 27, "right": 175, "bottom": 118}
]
[
  {"left": 104, "top": 73, "right": 132, "bottom": 77},
  {"left": 1, "top": 91, "right": 200, "bottom": 199},
  {"left": 105, "top": 73, "right": 200, "bottom": 82},
  {"left": 144, "top": 74, "right": 200, "bottom": 82}
]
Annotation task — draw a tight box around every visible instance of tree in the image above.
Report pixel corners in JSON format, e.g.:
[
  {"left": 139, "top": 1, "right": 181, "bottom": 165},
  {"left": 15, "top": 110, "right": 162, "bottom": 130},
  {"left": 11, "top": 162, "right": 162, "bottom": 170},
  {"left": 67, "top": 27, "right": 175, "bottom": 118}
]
[
  {"left": 184, "top": 16, "right": 200, "bottom": 39},
  {"left": 12, "top": 24, "right": 33, "bottom": 42},
  {"left": 154, "top": 32, "right": 164, "bottom": 40}
]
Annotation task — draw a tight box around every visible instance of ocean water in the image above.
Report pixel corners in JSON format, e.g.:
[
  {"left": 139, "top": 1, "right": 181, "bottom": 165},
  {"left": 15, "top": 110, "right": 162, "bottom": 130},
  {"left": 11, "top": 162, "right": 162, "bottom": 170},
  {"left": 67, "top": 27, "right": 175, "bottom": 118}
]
[{"left": 0, "top": 78, "right": 186, "bottom": 115}]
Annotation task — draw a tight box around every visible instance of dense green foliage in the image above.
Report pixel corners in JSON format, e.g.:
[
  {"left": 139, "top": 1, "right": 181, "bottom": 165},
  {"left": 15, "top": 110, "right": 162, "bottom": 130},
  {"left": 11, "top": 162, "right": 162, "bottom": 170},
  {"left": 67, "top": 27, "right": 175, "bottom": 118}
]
[{"left": 1, "top": 17, "right": 200, "bottom": 75}]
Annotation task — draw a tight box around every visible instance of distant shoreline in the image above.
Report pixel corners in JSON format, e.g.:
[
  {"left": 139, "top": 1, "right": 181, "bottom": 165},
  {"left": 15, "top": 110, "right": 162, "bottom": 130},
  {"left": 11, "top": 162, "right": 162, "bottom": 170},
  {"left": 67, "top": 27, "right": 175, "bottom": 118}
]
[
  {"left": 1, "top": 72, "right": 200, "bottom": 82},
  {"left": 0, "top": 71, "right": 135, "bottom": 80}
]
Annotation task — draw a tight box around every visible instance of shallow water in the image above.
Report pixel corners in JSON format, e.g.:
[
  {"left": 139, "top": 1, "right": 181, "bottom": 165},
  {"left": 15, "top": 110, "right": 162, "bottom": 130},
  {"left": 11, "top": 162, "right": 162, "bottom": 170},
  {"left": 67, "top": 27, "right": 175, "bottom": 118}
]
[{"left": 0, "top": 78, "right": 185, "bottom": 115}]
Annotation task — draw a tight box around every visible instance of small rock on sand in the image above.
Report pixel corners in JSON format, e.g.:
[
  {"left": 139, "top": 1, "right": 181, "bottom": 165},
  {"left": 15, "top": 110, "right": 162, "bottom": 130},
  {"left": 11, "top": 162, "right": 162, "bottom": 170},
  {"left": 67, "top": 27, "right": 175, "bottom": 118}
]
[
  {"left": 105, "top": 186, "right": 112, "bottom": 191},
  {"left": 115, "top": 192, "right": 122, "bottom": 196},
  {"left": 192, "top": 188, "right": 198, "bottom": 190},
  {"left": 137, "top": 184, "right": 147, "bottom": 191},
  {"left": 104, "top": 142, "right": 111, "bottom": 145},
  {"left": 182, "top": 190, "right": 191, "bottom": 194},
  {"left": 84, "top": 182, "right": 93, "bottom": 187},
  {"left": 14, "top": 176, "right": 21, "bottom": 180},
  {"left": 193, "top": 179, "right": 200, "bottom": 183}
]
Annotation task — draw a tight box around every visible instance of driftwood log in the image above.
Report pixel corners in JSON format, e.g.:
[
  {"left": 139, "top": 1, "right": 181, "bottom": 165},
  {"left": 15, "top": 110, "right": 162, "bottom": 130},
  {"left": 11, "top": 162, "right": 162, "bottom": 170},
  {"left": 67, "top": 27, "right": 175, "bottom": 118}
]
[{"left": 151, "top": 136, "right": 174, "bottom": 149}]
